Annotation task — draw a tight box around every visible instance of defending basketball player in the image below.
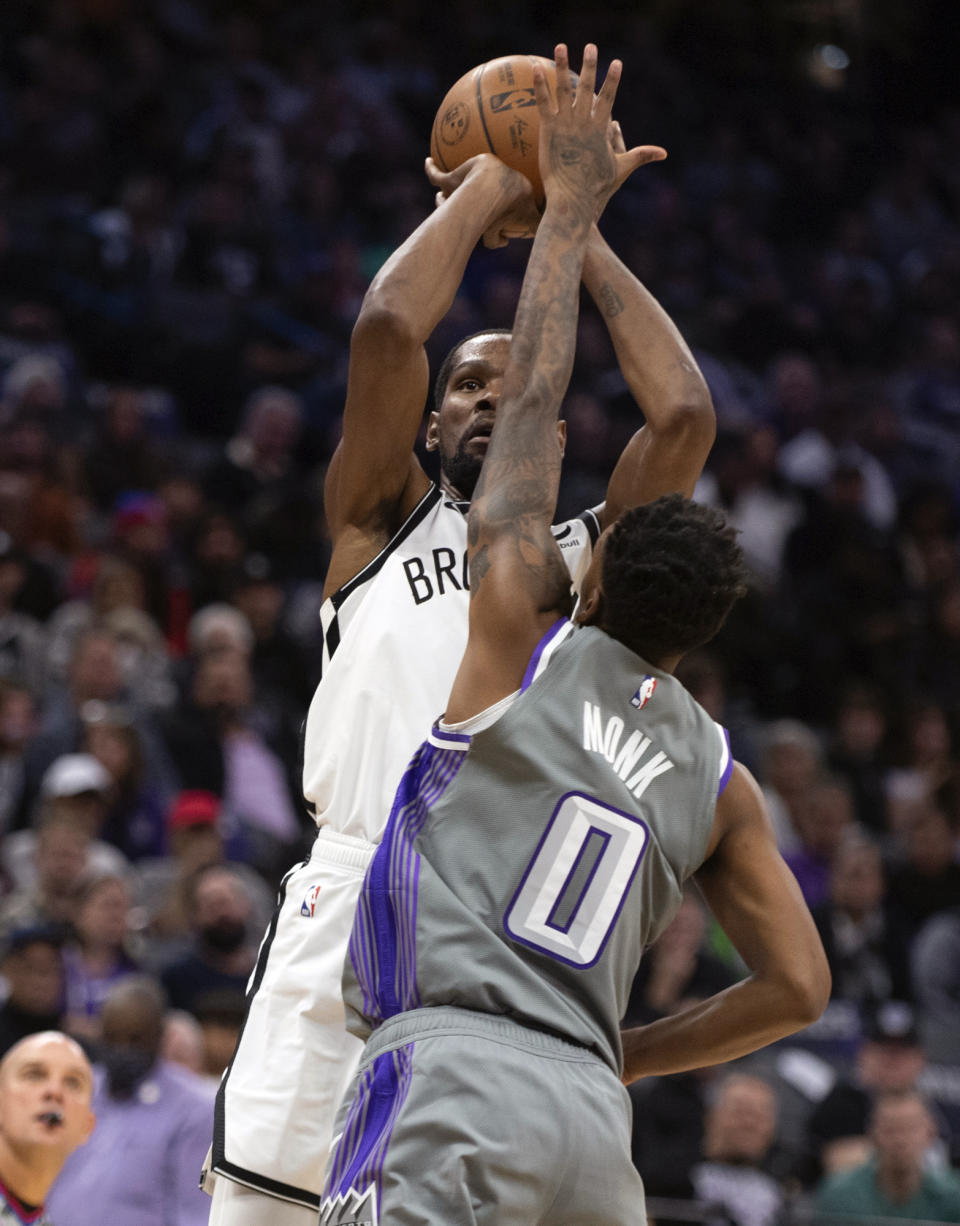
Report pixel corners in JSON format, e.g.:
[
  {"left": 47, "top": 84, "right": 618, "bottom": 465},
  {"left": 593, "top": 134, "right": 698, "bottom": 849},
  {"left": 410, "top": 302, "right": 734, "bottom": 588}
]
[
  {"left": 207, "top": 47, "right": 714, "bottom": 1226},
  {"left": 319, "top": 44, "right": 829, "bottom": 1225}
]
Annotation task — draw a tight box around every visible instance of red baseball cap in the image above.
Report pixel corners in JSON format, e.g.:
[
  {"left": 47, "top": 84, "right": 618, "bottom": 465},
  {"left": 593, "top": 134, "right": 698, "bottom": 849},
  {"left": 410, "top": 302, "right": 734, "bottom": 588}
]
[{"left": 168, "top": 790, "right": 221, "bottom": 831}]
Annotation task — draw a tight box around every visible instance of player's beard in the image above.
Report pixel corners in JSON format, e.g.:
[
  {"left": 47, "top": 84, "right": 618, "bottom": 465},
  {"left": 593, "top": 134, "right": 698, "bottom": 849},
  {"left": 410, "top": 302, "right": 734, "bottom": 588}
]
[{"left": 440, "top": 437, "right": 484, "bottom": 501}]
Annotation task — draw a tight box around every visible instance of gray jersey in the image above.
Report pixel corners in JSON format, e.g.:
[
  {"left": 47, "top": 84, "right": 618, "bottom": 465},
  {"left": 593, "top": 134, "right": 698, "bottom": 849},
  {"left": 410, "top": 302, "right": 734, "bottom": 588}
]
[{"left": 344, "top": 618, "right": 731, "bottom": 1073}]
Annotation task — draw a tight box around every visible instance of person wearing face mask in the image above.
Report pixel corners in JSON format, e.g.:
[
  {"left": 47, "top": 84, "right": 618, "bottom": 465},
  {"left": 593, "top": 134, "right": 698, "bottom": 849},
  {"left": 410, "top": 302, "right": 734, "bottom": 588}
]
[
  {"left": 45, "top": 977, "right": 214, "bottom": 1226},
  {"left": 159, "top": 866, "right": 256, "bottom": 1018}
]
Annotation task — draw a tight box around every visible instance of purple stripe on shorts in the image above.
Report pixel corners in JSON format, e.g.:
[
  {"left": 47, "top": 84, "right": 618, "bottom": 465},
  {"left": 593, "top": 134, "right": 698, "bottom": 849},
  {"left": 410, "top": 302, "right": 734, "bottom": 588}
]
[{"left": 326, "top": 1044, "right": 415, "bottom": 1207}]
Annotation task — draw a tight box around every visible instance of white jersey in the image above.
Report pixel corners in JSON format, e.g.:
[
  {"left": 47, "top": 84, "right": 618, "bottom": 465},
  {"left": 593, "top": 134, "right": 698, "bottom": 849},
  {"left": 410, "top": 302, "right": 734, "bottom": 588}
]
[{"left": 302, "top": 483, "right": 599, "bottom": 843}]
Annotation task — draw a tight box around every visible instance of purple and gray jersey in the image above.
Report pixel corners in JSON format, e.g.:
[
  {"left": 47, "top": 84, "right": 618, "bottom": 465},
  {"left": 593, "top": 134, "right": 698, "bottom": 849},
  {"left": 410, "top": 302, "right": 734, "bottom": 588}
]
[{"left": 342, "top": 619, "right": 731, "bottom": 1075}]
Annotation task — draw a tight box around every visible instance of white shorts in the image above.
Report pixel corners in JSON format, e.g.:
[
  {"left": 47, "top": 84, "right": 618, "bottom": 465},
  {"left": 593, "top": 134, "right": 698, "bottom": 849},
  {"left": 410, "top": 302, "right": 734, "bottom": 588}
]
[{"left": 211, "top": 827, "right": 375, "bottom": 1209}]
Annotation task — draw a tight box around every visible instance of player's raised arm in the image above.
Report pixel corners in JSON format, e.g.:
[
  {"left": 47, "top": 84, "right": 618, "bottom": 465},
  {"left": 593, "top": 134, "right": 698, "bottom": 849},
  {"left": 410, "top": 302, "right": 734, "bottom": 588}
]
[
  {"left": 323, "top": 154, "right": 535, "bottom": 596},
  {"left": 620, "top": 761, "right": 830, "bottom": 1083},
  {"left": 446, "top": 44, "right": 651, "bottom": 722},
  {"left": 583, "top": 212, "right": 716, "bottom": 522}
]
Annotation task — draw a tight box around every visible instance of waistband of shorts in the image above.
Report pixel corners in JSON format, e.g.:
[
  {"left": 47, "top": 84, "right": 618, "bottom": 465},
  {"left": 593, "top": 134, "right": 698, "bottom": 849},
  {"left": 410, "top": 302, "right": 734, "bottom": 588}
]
[
  {"left": 310, "top": 826, "right": 377, "bottom": 870},
  {"left": 363, "top": 1006, "right": 607, "bottom": 1066}
]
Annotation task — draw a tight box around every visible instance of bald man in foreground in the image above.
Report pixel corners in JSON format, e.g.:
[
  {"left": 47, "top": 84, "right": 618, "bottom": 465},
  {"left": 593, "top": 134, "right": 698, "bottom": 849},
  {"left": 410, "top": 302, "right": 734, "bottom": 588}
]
[{"left": 0, "top": 1032, "right": 95, "bottom": 1224}]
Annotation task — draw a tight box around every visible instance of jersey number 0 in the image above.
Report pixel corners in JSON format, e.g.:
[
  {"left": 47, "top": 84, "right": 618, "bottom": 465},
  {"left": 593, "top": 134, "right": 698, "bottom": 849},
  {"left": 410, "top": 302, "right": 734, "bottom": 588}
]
[{"left": 504, "top": 792, "right": 650, "bottom": 968}]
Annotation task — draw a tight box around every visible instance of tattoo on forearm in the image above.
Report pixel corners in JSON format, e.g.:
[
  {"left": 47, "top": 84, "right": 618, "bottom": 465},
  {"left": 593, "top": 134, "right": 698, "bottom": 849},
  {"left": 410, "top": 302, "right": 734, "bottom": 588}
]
[
  {"left": 599, "top": 281, "right": 624, "bottom": 318},
  {"left": 469, "top": 544, "right": 491, "bottom": 587}
]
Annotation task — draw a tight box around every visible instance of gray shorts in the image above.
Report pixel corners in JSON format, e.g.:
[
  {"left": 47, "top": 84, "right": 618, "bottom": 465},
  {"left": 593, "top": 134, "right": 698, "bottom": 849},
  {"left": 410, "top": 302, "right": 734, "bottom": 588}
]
[{"left": 319, "top": 1007, "right": 647, "bottom": 1226}]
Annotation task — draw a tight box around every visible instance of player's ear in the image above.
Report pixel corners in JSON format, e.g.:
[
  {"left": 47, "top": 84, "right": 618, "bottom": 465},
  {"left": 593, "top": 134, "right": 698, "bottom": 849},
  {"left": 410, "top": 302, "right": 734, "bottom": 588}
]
[
  {"left": 575, "top": 585, "right": 604, "bottom": 627},
  {"left": 425, "top": 411, "right": 441, "bottom": 452},
  {"left": 556, "top": 419, "right": 567, "bottom": 457}
]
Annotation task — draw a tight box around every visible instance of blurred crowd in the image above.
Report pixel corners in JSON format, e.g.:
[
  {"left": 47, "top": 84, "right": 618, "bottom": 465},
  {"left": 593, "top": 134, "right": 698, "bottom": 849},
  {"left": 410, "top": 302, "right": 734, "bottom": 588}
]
[{"left": 2, "top": 1, "right": 960, "bottom": 1223}]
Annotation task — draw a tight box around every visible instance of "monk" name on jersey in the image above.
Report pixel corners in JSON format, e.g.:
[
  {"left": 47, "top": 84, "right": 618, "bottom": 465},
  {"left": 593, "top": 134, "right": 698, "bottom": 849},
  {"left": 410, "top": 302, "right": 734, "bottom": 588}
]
[{"left": 582, "top": 700, "right": 674, "bottom": 799}]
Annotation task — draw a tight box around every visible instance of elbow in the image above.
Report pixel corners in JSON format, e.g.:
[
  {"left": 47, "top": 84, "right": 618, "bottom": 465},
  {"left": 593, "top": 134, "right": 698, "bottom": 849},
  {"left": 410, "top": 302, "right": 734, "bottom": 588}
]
[
  {"left": 664, "top": 393, "right": 717, "bottom": 452},
  {"left": 781, "top": 951, "right": 832, "bottom": 1030},
  {"left": 352, "top": 295, "right": 420, "bottom": 357}
]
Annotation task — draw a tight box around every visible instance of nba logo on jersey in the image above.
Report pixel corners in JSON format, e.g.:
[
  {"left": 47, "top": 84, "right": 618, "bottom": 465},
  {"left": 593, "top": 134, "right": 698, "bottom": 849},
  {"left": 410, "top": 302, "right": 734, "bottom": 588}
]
[
  {"left": 631, "top": 676, "right": 658, "bottom": 710},
  {"left": 300, "top": 884, "right": 322, "bottom": 918}
]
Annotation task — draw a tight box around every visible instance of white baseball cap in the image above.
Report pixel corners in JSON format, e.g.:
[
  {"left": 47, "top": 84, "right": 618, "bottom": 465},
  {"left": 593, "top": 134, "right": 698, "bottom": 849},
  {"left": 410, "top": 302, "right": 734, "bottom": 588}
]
[{"left": 41, "top": 753, "right": 112, "bottom": 798}]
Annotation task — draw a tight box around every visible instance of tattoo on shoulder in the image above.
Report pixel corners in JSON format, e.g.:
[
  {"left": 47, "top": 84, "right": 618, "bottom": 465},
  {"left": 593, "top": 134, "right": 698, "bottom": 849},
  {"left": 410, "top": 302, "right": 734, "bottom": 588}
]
[{"left": 598, "top": 282, "right": 624, "bottom": 318}]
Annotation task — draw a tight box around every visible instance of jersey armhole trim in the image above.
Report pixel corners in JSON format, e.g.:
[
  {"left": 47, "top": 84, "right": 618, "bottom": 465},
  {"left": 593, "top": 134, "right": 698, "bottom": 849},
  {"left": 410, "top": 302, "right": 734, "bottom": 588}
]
[
  {"left": 328, "top": 483, "right": 443, "bottom": 610},
  {"left": 716, "top": 723, "right": 733, "bottom": 796}
]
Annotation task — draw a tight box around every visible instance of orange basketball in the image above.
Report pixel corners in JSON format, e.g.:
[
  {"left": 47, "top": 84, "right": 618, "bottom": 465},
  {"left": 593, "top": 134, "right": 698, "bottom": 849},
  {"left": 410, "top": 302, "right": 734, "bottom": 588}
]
[{"left": 430, "top": 54, "right": 558, "bottom": 204}]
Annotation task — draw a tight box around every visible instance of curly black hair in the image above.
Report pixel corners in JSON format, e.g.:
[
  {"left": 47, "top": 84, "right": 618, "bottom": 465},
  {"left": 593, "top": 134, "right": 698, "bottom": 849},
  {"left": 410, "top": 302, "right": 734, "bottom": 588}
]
[
  {"left": 600, "top": 493, "right": 749, "bottom": 664},
  {"left": 433, "top": 329, "right": 512, "bottom": 413}
]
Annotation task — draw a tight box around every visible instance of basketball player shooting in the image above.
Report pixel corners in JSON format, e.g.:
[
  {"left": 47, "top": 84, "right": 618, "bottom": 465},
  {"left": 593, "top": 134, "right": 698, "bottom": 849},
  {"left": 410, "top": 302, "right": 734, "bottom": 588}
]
[
  {"left": 319, "top": 44, "right": 830, "bottom": 1226},
  {"left": 207, "top": 44, "right": 715, "bottom": 1226}
]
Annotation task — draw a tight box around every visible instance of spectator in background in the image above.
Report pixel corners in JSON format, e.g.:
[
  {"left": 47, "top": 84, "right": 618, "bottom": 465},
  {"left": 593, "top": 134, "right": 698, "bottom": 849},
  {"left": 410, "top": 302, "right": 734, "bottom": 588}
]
[
  {"left": 186, "top": 511, "right": 248, "bottom": 611},
  {"left": 911, "top": 905, "right": 960, "bottom": 1066},
  {"left": 162, "top": 647, "right": 299, "bottom": 873},
  {"left": 82, "top": 386, "right": 164, "bottom": 514},
  {"left": 0, "top": 681, "right": 37, "bottom": 835},
  {"left": 193, "top": 987, "right": 246, "bottom": 1081},
  {"left": 695, "top": 425, "right": 802, "bottom": 590},
  {"left": 81, "top": 702, "right": 169, "bottom": 861},
  {"left": 61, "top": 874, "right": 139, "bottom": 1042},
  {"left": 690, "top": 1073, "right": 786, "bottom": 1226},
  {"left": 46, "top": 977, "right": 214, "bottom": 1226},
  {"left": 758, "top": 720, "right": 824, "bottom": 853},
  {"left": 1, "top": 811, "right": 89, "bottom": 934},
  {"left": 887, "top": 800, "right": 960, "bottom": 940},
  {"left": 816, "top": 1089, "right": 960, "bottom": 1221},
  {"left": 203, "top": 386, "right": 303, "bottom": 516},
  {"left": 0, "top": 928, "right": 64, "bottom": 1056},
  {"left": 812, "top": 835, "right": 912, "bottom": 1010},
  {"left": 0, "top": 533, "right": 45, "bottom": 699},
  {"left": 0, "top": 1032, "right": 95, "bottom": 1219},
  {"left": 826, "top": 683, "right": 890, "bottom": 836},
  {"left": 25, "top": 626, "right": 173, "bottom": 809},
  {"left": 783, "top": 777, "right": 857, "bottom": 909},
  {"left": 1, "top": 754, "right": 128, "bottom": 900},
  {"left": 161, "top": 1009, "right": 209, "bottom": 1081},
  {"left": 229, "top": 553, "right": 316, "bottom": 712},
  {"left": 44, "top": 556, "right": 146, "bottom": 687},
  {"left": 885, "top": 701, "right": 958, "bottom": 818},
  {"left": 806, "top": 1002, "right": 938, "bottom": 1178},
  {"left": 136, "top": 791, "right": 273, "bottom": 970},
  {"left": 159, "top": 865, "right": 257, "bottom": 1017}
]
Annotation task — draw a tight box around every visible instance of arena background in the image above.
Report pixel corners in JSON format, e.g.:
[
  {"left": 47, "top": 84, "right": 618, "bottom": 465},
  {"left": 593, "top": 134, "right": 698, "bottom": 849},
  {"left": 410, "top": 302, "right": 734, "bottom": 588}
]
[{"left": 2, "top": 1, "right": 960, "bottom": 1223}]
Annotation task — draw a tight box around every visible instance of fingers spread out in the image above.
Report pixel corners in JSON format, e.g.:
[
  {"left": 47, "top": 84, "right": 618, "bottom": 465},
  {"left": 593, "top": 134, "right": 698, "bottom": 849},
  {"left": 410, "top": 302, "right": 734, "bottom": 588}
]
[
  {"left": 553, "top": 43, "right": 573, "bottom": 110},
  {"left": 576, "top": 43, "right": 598, "bottom": 104},
  {"left": 595, "top": 57, "right": 621, "bottom": 121}
]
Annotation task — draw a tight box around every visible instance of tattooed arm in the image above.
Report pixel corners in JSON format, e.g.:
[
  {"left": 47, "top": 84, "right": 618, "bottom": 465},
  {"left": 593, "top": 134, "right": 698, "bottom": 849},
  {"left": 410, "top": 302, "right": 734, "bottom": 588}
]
[
  {"left": 446, "top": 44, "right": 655, "bottom": 723},
  {"left": 323, "top": 155, "right": 535, "bottom": 599},
  {"left": 583, "top": 223, "right": 716, "bottom": 520}
]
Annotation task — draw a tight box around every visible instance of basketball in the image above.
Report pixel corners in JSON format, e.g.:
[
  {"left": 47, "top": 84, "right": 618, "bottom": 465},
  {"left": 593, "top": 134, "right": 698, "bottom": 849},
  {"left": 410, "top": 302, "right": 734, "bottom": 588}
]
[{"left": 430, "top": 54, "right": 558, "bottom": 203}]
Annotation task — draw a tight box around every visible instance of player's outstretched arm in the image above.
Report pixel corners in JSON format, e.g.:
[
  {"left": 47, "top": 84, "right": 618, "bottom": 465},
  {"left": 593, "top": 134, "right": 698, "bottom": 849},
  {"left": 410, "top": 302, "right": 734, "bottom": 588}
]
[
  {"left": 620, "top": 762, "right": 830, "bottom": 1084},
  {"left": 583, "top": 219, "right": 716, "bottom": 524},
  {"left": 323, "top": 155, "right": 534, "bottom": 596},
  {"left": 446, "top": 43, "right": 650, "bottom": 723}
]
